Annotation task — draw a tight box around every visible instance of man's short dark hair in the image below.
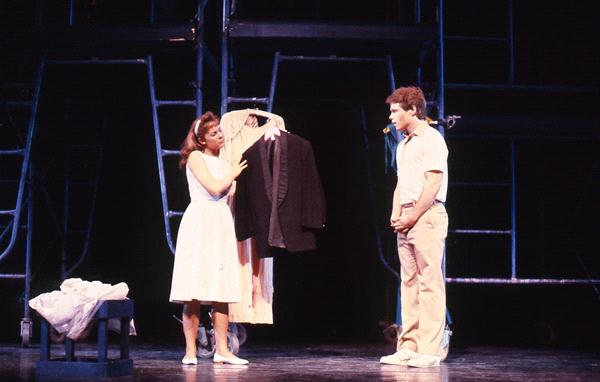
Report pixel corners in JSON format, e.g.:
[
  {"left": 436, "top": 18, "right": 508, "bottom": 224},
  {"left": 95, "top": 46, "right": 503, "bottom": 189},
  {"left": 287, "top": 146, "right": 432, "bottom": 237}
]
[{"left": 385, "top": 86, "right": 427, "bottom": 119}]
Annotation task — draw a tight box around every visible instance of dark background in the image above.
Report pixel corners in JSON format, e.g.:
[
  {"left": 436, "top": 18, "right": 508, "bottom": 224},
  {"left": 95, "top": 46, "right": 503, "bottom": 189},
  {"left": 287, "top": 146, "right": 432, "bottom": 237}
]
[{"left": 1, "top": 0, "right": 599, "bottom": 350}]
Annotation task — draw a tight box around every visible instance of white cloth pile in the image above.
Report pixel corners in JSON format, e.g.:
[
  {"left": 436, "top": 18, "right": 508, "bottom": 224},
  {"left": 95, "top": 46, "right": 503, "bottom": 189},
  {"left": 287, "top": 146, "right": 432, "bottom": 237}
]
[{"left": 29, "top": 278, "right": 136, "bottom": 340}]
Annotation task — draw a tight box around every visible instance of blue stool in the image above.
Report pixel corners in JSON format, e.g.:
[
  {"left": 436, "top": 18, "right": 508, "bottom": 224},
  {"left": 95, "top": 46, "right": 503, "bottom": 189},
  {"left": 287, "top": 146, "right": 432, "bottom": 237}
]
[{"left": 36, "top": 299, "right": 134, "bottom": 378}]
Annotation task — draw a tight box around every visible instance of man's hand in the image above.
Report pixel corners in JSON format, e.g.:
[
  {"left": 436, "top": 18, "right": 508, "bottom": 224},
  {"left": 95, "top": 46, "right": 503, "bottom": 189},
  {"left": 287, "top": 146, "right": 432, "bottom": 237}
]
[
  {"left": 391, "top": 212, "right": 417, "bottom": 233},
  {"left": 390, "top": 208, "right": 402, "bottom": 225}
]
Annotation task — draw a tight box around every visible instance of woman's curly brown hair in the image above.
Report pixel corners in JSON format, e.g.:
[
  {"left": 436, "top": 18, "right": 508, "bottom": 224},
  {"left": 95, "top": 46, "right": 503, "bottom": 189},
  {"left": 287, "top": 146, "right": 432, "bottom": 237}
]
[{"left": 179, "top": 111, "right": 220, "bottom": 170}]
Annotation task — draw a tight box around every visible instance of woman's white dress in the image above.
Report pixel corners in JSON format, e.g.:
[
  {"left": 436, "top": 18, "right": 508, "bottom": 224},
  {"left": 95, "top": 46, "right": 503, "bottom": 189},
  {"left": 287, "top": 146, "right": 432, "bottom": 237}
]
[{"left": 169, "top": 152, "right": 241, "bottom": 304}]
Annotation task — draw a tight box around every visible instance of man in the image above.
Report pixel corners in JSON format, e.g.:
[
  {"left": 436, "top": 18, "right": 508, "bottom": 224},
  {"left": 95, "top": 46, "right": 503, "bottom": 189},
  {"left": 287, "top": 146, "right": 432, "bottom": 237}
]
[{"left": 380, "top": 86, "right": 449, "bottom": 368}]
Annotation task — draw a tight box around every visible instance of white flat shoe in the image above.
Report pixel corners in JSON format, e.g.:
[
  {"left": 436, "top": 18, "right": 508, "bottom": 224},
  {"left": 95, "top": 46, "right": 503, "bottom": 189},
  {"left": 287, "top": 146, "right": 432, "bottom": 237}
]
[
  {"left": 182, "top": 357, "right": 198, "bottom": 365},
  {"left": 213, "top": 353, "right": 249, "bottom": 365}
]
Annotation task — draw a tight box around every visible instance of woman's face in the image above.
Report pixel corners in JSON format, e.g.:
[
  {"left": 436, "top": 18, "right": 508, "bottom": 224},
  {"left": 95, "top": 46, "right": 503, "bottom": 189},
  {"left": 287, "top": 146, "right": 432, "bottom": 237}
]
[{"left": 201, "top": 125, "right": 225, "bottom": 151}]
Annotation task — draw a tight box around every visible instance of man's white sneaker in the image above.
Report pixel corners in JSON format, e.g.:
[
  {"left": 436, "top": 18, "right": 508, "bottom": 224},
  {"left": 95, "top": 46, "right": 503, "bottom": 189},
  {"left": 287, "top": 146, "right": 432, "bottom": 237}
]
[
  {"left": 379, "top": 348, "right": 420, "bottom": 365},
  {"left": 407, "top": 354, "right": 442, "bottom": 368}
]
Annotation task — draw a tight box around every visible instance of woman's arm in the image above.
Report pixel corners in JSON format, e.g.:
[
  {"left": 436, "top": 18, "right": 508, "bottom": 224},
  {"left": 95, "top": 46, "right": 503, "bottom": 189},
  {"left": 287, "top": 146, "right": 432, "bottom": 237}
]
[{"left": 187, "top": 151, "right": 247, "bottom": 197}]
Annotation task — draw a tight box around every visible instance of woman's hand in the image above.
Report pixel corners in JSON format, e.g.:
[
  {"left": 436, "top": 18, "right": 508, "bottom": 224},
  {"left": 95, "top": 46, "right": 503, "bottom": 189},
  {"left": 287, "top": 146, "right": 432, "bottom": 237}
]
[{"left": 230, "top": 159, "right": 248, "bottom": 180}]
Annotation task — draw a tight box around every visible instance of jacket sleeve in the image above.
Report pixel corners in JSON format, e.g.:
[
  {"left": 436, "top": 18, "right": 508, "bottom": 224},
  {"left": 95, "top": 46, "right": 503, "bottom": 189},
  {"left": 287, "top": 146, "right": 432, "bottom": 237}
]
[
  {"left": 234, "top": 151, "right": 255, "bottom": 241},
  {"left": 301, "top": 140, "right": 326, "bottom": 229}
]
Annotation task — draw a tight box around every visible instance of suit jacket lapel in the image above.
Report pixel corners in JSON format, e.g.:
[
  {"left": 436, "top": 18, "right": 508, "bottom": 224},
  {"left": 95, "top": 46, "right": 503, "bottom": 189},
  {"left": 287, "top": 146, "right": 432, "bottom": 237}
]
[
  {"left": 258, "top": 138, "right": 272, "bottom": 202},
  {"left": 268, "top": 134, "right": 287, "bottom": 249},
  {"left": 275, "top": 132, "right": 288, "bottom": 207}
]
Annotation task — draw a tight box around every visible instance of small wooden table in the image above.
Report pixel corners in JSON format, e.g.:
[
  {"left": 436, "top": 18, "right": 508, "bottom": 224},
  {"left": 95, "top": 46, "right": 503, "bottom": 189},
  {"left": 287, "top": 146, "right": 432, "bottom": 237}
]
[{"left": 36, "top": 299, "right": 134, "bottom": 378}]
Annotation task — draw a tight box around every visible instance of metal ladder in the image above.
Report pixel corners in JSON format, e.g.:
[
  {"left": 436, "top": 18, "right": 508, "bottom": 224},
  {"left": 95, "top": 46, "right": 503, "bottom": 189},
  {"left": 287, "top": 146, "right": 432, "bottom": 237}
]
[
  {"left": 58, "top": 105, "right": 106, "bottom": 281},
  {"left": 0, "top": 59, "right": 45, "bottom": 346},
  {"left": 0, "top": 0, "right": 209, "bottom": 346},
  {"left": 222, "top": 0, "right": 441, "bottom": 331},
  {"left": 146, "top": 53, "right": 202, "bottom": 255},
  {"left": 0, "top": 52, "right": 202, "bottom": 344},
  {"left": 221, "top": 0, "right": 400, "bottom": 275},
  {"left": 439, "top": 0, "right": 600, "bottom": 285},
  {"left": 39, "top": 49, "right": 204, "bottom": 259},
  {"left": 264, "top": 51, "right": 399, "bottom": 279},
  {"left": 149, "top": 0, "right": 208, "bottom": 254}
]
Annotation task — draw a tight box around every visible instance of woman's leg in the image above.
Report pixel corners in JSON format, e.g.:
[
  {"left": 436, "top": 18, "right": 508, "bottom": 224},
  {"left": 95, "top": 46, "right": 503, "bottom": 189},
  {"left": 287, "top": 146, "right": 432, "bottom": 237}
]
[
  {"left": 212, "top": 302, "right": 235, "bottom": 357},
  {"left": 182, "top": 300, "right": 201, "bottom": 358}
]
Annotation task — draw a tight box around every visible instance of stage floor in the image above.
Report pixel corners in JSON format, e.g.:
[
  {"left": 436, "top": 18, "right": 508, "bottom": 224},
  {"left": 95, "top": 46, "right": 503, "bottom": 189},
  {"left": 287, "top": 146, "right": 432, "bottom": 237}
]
[{"left": 1, "top": 342, "right": 599, "bottom": 381}]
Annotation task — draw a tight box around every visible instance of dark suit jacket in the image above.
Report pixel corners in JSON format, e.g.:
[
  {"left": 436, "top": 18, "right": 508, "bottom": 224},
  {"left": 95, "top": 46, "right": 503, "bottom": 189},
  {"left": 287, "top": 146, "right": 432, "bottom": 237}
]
[{"left": 234, "top": 132, "right": 325, "bottom": 258}]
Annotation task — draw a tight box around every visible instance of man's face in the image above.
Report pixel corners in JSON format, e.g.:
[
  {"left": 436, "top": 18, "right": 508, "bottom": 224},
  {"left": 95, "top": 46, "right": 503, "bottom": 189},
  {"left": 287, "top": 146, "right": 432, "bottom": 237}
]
[{"left": 389, "top": 103, "right": 416, "bottom": 132}]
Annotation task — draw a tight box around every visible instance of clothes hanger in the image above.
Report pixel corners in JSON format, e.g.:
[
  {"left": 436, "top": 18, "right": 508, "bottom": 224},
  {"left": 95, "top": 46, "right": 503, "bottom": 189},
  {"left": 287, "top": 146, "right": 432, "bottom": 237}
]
[
  {"left": 264, "top": 124, "right": 281, "bottom": 141},
  {"left": 244, "top": 108, "right": 284, "bottom": 141}
]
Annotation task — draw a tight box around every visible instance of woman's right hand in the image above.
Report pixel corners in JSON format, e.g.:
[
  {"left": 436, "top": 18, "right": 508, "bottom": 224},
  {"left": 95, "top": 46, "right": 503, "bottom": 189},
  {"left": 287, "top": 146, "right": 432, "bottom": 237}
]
[{"left": 230, "top": 159, "right": 248, "bottom": 180}]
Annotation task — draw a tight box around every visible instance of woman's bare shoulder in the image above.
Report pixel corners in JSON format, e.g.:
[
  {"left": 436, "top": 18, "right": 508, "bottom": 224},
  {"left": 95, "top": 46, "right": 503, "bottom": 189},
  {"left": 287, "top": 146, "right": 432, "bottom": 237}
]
[
  {"left": 187, "top": 150, "right": 207, "bottom": 166},
  {"left": 188, "top": 150, "right": 204, "bottom": 160}
]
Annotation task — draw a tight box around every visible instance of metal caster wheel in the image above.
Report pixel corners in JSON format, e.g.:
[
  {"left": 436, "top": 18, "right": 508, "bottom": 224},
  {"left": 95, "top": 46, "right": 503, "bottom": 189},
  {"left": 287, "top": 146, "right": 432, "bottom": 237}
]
[
  {"left": 227, "top": 331, "right": 240, "bottom": 355},
  {"left": 20, "top": 318, "right": 32, "bottom": 348},
  {"left": 197, "top": 327, "right": 216, "bottom": 358},
  {"left": 230, "top": 324, "right": 247, "bottom": 346}
]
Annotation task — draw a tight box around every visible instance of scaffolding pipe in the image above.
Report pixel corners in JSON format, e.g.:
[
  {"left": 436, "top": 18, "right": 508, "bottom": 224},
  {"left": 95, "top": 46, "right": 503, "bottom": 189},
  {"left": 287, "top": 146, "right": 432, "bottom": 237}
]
[
  {"left": 0, "top": 274, "right": 26, "bottom": 279},
  {"left": 385, "top": 55, "right": 396, "bottom": 93},
  {"left": 359, "top": 107, "right": 399, "bottom": 280},
  {"left": 267, "top": 52, "right": 281, "bottom": 112},
  {"left": 60, "top": 177, "right": 70, "bottom": 279},
  {"left": 150, "top": 0, "right": 156, "bottom": 25},
  {"left": 227, "top": 97, "right": 269, "bottom": 105},
  {"left": 451, "top": 229, "right": 512, "bottom": 235},
  {"left": 63, "top": 157, "right": 102, "bottom": 279},
  {"left": 0, "top": 59, "right": 44, "bottom": 262},
  {"left": 437, "top": 0, "right": 445, "bottom": 126},
  {"left": 46, "top": 59, "right": 146, "bottom": 65},
  {"left": 279, "top": 55, "right": 385, "bottom": 63},
  {"left": 445, "top": 83, "right": 598, "bottom": 92},
  {"left": 220, "top": 0, "right": 230, "bottom": 115},
  {"left": 194, "top": 0, "right": 208, "bottom": 116},
  {"left": 146, "top": 56, "right": 177, "bottom": 255},
  {"left": 69, "top": 0, "right": 75, "bottom": 26},
  {"left": 508, "top": 0, "right": 515, "bottom": 84},
  {"left": 24, "top": 165, "right": 33, "bottom": 320},
  {"left": 156, "top": 100, "right": 197, "bottom": 107},
  {"left": 447, "top": 278, "right": 600, "bottom": 285},
  {"left": 0, "top": 149, "right": 25, "bottom": 155},
  {"left": 510, "top": 139, "right": 517, "bottom": 278}
]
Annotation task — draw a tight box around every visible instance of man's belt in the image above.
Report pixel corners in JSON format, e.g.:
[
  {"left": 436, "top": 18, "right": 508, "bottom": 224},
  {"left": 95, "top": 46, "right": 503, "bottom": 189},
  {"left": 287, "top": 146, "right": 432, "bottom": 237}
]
[{"left": 401, "top": 200, "right": 445, "bottom": 209}]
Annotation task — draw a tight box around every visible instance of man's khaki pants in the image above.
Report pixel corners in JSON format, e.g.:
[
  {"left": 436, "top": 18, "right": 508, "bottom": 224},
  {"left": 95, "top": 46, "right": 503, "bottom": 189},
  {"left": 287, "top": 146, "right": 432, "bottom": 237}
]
[{"left": 396, "top": 203, "right": 448, "bottom": 356}]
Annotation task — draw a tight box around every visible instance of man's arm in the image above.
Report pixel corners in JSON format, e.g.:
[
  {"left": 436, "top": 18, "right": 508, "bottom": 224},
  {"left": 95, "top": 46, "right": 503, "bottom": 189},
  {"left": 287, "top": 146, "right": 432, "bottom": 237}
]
[
  {"left": 390, "top": 179, "right": 403, "bottom": 225},
  {"left": 392, "top": 170, "right": 443, "bottom": 232}
]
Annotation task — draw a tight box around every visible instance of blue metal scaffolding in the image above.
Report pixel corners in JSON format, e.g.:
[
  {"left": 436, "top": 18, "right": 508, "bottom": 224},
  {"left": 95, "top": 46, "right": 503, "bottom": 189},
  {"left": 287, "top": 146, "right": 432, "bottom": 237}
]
[
  {"left": 39, "top": 52, "right": 204, "bottom": 260},
  {"left": 0, "top": 60, "right": 45, "bottom": 346},
  {"left": 4, "top": 0, "right": 597, "bottom": 349},
  {"left": 147, "top": 53, "right": 203, "bottom": 255},
  {"left": 438, "top": 0, "right": 600, "bottom": 285},
  {"left": 220, "top": 0, "right": 425, "bottom": 330},
  {"left": 146, "top": 1, "right": 209, "bottom": 258},
  {"left": 222, "top": 1, "right": 600, "bottom": 343}
]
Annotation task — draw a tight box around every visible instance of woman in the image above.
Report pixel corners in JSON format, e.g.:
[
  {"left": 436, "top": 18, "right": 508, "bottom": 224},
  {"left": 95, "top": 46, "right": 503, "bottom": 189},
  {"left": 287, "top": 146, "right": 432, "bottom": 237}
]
[{"left": 169, "top": 111, "right": 248, "bottom": 365}]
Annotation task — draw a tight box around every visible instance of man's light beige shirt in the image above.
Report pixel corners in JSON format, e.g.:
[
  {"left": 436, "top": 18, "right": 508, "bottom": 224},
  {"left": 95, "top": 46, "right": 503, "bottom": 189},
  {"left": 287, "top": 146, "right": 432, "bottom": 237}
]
[{"left": 395, "top": 122, "right": 448, "bottom": 204}]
